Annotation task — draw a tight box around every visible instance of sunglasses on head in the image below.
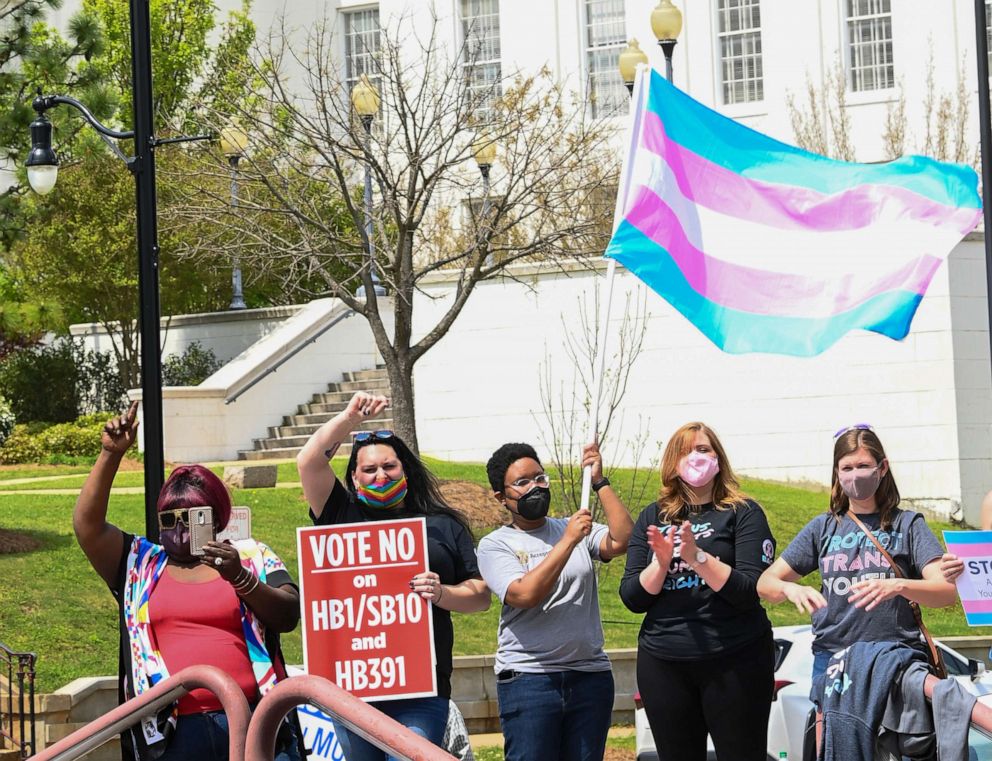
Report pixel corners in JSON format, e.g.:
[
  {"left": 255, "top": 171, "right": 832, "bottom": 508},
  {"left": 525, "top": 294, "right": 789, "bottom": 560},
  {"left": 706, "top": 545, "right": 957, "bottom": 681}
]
[
  {"left": 353, "top": 430, "right": 395, "bottom": 444},
  {"left": 833, "top": 423, "right": 873, "bottom": 440},
  {"left": 158, "top": 508, "right": 190, "bottom": 530}
]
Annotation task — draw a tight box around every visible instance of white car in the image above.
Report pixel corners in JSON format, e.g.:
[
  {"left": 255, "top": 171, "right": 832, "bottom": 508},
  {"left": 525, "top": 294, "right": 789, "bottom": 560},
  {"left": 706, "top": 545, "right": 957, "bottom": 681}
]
[{"left": 634, "top": 625, "right": 992, "bottom": 761}]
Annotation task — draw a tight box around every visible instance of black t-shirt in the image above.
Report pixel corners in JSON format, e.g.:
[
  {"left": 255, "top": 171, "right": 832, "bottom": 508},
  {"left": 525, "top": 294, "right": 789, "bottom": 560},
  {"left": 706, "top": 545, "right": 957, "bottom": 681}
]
[
  {"left": 313, "top": 480, "right": 479, "bottom": 698},
  {"left": 619, "top": 499, "right": 775, "bottom": 660}
]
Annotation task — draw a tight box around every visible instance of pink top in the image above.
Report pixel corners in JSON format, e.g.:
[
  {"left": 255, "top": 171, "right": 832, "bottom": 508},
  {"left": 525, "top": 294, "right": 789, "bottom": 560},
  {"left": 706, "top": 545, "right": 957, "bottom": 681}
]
[{"left": 149, "top": 572, "right": 260, "bottom": 714}]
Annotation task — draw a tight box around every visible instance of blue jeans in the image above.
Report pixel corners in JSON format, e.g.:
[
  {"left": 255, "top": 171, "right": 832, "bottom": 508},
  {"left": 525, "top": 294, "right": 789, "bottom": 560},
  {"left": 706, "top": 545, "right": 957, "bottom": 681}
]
[
  {"left": 158, "top": 710, "right": 301, "bottom": 761},
  {"left": 336, "top": 696, "right": 449, "bottom": 761},
  {"left": 496, "top": 669, "right": 614, "bottom": 761}
]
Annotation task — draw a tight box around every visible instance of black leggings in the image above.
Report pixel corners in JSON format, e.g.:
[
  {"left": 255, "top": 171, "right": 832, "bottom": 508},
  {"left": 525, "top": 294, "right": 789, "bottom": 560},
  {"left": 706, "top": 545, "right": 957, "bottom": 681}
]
[{"left": 636, "top": 630, "right": 775, "bottom": 761}]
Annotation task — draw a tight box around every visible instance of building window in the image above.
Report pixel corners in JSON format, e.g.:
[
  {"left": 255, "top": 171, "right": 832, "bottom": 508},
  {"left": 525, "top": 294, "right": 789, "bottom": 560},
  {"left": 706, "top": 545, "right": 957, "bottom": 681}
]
[
  {"left": 846, "top": 0, "right": 893, "bottom": 92},
  {"left": 343, "top": 7, "right": 381, "bottom": 93},
  {"left": 584, "top": 0, "right": 627, "bottom": 118},
  {"left": 461, "top": 0, "right": 502, "bottom": 122},
  {"left": 716, "top": 0, "right": 763, "bottom": 104}
]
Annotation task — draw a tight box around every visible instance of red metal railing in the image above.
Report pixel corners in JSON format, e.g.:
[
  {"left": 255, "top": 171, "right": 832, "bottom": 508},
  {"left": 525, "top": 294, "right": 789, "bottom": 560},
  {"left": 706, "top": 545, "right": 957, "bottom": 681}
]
[
  {"left": 30, "top": 665, "right": 250, "bottom": 761},
  {"left": 245, "top": 675, "right": 456, "bottom": 761}
]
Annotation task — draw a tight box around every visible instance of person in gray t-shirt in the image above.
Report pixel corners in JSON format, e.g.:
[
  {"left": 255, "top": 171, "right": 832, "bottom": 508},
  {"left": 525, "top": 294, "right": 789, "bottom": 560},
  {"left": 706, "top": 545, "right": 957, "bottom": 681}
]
[
  {"left": 477, "top": 441, "right": 633, "bottom": 761},
  {"left": 757, "top": 425, "right": 957, "bottom": 753}
]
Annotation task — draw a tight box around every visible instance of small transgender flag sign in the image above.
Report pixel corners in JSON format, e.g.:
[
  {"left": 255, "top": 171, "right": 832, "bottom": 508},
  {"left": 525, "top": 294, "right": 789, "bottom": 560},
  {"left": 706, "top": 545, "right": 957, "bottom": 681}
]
[
  {"left": 606, "top": 69, "right": 982, "bottom": 357},
  {"left": 943, "top": 530, "right": 992, "bottom": 626}
]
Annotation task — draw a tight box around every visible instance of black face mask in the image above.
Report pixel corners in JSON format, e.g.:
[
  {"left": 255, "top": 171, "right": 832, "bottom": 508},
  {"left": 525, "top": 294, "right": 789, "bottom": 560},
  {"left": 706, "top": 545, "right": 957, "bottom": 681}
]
[{"left": 512, "top": 486, "right": 551, "bottom": 521}]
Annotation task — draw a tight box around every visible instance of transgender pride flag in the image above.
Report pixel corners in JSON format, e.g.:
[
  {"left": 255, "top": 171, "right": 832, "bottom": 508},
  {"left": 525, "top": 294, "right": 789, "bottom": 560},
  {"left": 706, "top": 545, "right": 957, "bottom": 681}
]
[{"left": 604, "top": 69, "right": 983, "bottom": 356}]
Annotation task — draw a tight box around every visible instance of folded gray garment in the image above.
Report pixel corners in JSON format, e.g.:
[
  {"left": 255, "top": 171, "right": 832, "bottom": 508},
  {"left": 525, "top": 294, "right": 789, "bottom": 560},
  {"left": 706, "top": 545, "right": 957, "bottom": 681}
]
[
  {"left": 879, "top": 661, "right": 935, "bottom": 760},
  {"left": 932, "top": 677, "right": 977, "bottom": 761}
]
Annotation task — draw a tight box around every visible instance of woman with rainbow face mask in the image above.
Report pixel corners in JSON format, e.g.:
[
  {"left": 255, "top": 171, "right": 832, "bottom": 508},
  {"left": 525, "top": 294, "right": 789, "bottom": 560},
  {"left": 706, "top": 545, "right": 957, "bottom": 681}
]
[{"left": 297, "top": 391, "right": 490, "bottom": 761}]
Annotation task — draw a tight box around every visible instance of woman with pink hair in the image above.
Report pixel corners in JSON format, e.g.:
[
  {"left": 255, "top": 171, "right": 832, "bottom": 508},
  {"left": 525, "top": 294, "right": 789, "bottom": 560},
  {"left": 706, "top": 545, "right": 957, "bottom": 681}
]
[{"left": 73, "top": 403, "right": 302, "bottom": 761}]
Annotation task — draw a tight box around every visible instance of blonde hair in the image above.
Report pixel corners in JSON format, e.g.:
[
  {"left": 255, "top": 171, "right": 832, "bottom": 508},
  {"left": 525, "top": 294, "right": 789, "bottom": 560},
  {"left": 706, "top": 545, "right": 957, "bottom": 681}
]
[{"left": 656, "top": 422, "right": 747, "bottom": 524}]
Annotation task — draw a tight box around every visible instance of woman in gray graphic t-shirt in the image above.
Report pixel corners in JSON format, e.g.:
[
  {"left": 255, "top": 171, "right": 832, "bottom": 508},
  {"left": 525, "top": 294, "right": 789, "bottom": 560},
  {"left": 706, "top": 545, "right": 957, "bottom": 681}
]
[{"left": 757, "top": 425, "right": 957, "bottom": 751}]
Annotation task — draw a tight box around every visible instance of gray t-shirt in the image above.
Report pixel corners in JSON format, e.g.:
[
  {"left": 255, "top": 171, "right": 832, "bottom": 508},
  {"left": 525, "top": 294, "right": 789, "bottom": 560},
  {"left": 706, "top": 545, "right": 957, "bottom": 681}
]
[
  {"left": 780, "top": 509, "right": 944, "bottom": 655},
  {"left": 477, "top": 517, "right": 612, "bottom": 674}
]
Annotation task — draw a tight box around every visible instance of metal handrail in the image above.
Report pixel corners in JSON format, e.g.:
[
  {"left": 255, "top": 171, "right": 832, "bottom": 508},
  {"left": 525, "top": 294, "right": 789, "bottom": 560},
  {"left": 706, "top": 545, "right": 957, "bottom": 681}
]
[
  {"left": 30, "top": 666, "right": 250, "bottom": 761},
  {"left": 245, "top": 675, "right": 456, "bottom": 761},
  {"left": 224, "top": 304, "right": 356, "bottom": 405}
]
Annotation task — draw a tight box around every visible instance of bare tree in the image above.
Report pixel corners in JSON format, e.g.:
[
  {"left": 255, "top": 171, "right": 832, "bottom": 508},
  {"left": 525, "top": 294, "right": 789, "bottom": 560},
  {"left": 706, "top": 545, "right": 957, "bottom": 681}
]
[
  {"left": 786, "top": 61, "right": 853, "bottom": 161},
  {"left": 537, "top": 285, "right": 657, "bottom": 521},
  {"left": 169, "top": 12, "right": 620, "bottom": 451}
]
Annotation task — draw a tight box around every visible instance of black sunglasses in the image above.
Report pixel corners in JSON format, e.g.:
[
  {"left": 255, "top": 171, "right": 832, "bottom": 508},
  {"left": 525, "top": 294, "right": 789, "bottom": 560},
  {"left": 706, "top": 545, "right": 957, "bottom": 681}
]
[
  {"left": 157, "top": 508, "right": 190, "bottom": 530},
  {"left": 353, "top": 429, "right": 395, "bottom": 444}
]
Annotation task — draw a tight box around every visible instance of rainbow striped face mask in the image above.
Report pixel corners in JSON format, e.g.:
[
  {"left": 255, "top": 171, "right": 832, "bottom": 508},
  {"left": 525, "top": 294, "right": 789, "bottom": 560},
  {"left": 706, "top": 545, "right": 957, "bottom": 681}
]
[{"left": 355, "top": 476, "right": 408, "bottom": 509}]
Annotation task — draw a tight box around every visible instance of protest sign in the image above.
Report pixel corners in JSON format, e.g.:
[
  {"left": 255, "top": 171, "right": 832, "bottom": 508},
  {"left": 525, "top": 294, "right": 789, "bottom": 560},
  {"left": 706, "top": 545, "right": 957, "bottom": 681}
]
[
  {"left": 217, "top": 506, "right": 251, "bottom": 543},
  {"left": 943, "top": 530, "right": 992, "bottom": 625},
  {"left": 298, "top": 517, "right": 436, "bottom": 700}
]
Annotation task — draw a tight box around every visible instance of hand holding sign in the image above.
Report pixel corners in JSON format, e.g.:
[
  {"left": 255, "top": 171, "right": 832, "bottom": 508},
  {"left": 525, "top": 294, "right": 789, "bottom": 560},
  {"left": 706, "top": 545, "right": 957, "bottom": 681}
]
[
  {"left": 943, "top": 530, "right": 992, "bottom": 625},
  {"left": 298, "top": 517, "right": 436, "bottom": 700}
]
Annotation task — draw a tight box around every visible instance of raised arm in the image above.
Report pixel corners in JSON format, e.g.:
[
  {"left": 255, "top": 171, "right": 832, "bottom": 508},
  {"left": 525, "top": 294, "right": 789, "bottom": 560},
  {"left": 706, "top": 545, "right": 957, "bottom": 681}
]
[
  {"left": 73, "top": 403, "right": 136, "bottom": 587},
  {"left": 296, "top": 391, "right": 388, "bottom": 517},
  {"left": 581, "top": 442, "right": 633, "bottom": 561}
]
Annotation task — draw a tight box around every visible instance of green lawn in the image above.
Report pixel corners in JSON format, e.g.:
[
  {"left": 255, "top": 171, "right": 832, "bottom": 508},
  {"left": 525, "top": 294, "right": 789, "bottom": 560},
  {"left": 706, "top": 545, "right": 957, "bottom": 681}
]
[
  {"left": 0, "top": 460, "right": 309, "bottom": 491},
  {"left": 0, "top": 459, "right": 983, "bottom": 692}
]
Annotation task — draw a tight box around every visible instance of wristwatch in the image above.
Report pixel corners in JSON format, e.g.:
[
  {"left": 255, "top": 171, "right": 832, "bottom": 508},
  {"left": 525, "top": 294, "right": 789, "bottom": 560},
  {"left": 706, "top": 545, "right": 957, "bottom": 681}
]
[
  {"left": 591, "top": 477, "right": 611, "bottom": 492},
  {"left": 692, "top": 550, "right": 707, "bottom": 566}
]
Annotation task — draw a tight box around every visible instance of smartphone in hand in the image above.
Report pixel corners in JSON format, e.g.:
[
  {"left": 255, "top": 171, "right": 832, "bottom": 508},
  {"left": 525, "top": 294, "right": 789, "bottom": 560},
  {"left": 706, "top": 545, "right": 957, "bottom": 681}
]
[{"left": 188, "top": 506, "right": 215, "bottom": 555}]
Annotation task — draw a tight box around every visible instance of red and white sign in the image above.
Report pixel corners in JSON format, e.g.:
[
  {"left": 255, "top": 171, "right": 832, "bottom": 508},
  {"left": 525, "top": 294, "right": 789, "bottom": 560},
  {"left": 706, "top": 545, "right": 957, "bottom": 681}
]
[
  {"left": 217, "top": 506, "right": 251, "bottom": 543},
  {"left": 297, "top": 518, "right": 436, "bottom": 701}
]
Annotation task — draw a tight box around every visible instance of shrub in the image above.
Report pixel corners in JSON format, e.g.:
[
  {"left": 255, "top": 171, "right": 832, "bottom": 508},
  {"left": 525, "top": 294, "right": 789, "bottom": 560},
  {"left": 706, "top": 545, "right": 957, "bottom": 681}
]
[
  {"left": 0, "top": 416, "right": 107, "bottom": 464},
  {"left": 0, "top": 395, "right": 14, "bottom": 447},
  {"left": 0, "top": 425, "right": 46, "bottom": 464},
  {"left": 37, "top": 420, "right": 105, "bottom": 458},
  {"left": 0, "top": 338, "right": 78, "bottom": 423},
  {"left": 0, "top": 337, "right": 129, "bottom": 423},
  {"left": 162, "top": 341, "right": 222, "bottom": 386}
]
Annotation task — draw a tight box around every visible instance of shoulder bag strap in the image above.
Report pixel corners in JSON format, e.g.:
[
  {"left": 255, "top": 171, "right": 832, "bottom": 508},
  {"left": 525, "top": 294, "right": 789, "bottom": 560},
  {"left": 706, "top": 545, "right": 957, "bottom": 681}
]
[{"left": 846, "top": 511, "right": 947, "bottom": 678}]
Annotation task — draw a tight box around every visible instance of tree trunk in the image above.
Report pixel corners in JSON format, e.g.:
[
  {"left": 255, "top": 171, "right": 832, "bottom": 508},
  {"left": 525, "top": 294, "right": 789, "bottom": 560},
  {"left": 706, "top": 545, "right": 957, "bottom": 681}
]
[{"left": 385, "top": 356, "right": 418, "bottom": 455}]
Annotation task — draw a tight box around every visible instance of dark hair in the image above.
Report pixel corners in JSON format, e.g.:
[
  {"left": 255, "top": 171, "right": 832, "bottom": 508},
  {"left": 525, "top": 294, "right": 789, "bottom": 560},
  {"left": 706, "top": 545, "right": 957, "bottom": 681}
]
[
  {"left": 830, "top": 428, "right": 900, "bottom": 530},
  {"left": 345, "top": 433, "right": 470, "bottom": 531},
  {"left": 486, "top": 442, "right": 541, "bottom": 493},
  {"left": 157, "top": 464, "right": 232, "bottom": 531}
]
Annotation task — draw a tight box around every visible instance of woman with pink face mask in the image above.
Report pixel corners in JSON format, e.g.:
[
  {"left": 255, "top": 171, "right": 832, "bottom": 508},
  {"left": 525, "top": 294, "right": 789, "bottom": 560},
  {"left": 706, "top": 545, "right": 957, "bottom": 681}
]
[
  {"left": 757, "top": 424, "right": 957, "bottom": 754},
  {"left": 620, "top": 422, "right": 776, "bottom": 761}
]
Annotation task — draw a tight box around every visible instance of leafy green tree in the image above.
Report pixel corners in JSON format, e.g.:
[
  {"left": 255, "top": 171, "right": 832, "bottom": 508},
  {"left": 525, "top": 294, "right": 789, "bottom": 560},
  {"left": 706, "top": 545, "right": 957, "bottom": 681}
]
[
  {"left": 0, "top": 0, "right": 109, "bottom": 248},
  {"left": 7, "top": 0, "right": 275, "bottom": 390}
]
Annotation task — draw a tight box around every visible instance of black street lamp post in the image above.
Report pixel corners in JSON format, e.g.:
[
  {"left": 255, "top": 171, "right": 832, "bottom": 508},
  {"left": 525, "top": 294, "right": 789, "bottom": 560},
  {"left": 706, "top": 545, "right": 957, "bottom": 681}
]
[
  {"left": 975, "top": 0, "right": 992, "bottom": 385},
  {"left": 25, "top": 0, "right": 211, "bottom": 541},
  {"left": 220, "top": 125, "right": 249, "bottom": 310},
  {"left": 651, "top": 0, "right": 684, "bottom": 83},
  {"left": 351, "top": 75, "right": 387, "bottom": 299}
]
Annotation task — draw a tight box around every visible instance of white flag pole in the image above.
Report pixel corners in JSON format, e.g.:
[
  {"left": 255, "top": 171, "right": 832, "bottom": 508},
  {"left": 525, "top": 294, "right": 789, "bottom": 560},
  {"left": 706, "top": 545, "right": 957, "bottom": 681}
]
[{"left": 579, "top": 65, "right": 648, "bottom": 513}]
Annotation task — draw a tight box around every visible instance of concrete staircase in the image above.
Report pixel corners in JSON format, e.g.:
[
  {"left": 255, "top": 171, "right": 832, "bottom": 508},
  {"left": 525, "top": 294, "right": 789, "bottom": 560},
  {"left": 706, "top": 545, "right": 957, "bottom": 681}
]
[{"left": 238, "top": 367, "right": 392, "bottom": 461}]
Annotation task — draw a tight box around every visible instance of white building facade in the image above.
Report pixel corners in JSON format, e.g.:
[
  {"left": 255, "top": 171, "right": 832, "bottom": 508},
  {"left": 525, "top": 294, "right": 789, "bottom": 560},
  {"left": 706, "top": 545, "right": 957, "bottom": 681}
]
[{"left": 53, "top": 1, "right": 992, "bottom": 523}]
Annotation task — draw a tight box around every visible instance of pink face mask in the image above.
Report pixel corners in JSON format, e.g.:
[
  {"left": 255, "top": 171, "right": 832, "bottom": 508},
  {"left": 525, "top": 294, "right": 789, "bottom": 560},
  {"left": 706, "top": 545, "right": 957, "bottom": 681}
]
[{"left": 679, "top": 451, "right": 720, "bottom": 488}]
